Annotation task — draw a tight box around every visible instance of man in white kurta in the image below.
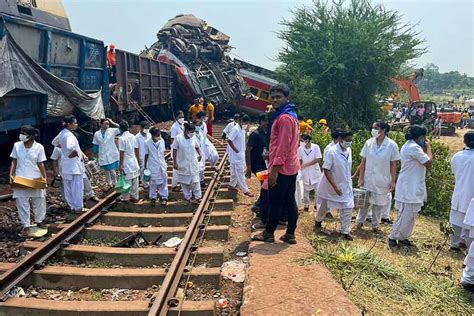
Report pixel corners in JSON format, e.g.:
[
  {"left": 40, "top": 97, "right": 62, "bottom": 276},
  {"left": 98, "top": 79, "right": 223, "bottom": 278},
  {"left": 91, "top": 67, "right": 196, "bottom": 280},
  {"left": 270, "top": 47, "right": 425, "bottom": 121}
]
[
  {"left": 315, "top": 136, "right": 354, "bottom": 239},
  {"left": 172, "top": 130, "right": 202, "bottom": 204},
  {"left": 170, "top": 113, "right": 186, "bottom": 191},
  {"left": 228, "top": 120, "right": 251, "bottom": 195},
  {"left": 119, "top": 129, "right": 140, "bottom": 201},
  {"left": 56, "top": 127, "right": 85, "bottom": 212},
  {"left": 389, "top": 137, "right": 431, "bottom": 247},
  {"left": 298, "top": 135, "right": 322, "bottom": 211},
  {"left": 10, "top": 138, "right": 47, "bottom": 230},
  {"left": 92, "top": 120, "right": 120, "bottom": 187},
  {"left": 144, "top": 128, "right": 168, "bottom": 204},
  {"left": 356, "top": 132, "right": 400, "bottom": 231},
  {"left": 135, "top": 121, "right": 151, "bottom": 186},
  {"left": 449, "top": 133, "right": 474, "bottom": 250}
]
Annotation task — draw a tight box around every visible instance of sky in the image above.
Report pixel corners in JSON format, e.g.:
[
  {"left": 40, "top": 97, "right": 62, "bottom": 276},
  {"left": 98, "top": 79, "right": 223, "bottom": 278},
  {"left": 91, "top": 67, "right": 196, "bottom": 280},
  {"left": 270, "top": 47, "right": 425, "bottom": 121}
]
[{"left": 63, "top": 0, "right": 474, "bottom": 75}]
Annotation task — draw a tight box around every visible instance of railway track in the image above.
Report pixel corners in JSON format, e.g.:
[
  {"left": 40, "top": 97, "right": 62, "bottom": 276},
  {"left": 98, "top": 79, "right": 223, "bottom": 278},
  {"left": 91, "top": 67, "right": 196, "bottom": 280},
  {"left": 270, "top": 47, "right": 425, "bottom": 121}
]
[{"left": 0, "top": 125, "right": 240, "bottom": 315}]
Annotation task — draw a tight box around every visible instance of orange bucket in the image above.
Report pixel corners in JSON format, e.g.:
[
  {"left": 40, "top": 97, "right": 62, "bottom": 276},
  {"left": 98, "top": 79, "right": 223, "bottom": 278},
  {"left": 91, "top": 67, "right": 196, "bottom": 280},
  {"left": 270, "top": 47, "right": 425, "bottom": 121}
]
[{"left": 256, "top": 170, "right": 268, "bottom": 181}]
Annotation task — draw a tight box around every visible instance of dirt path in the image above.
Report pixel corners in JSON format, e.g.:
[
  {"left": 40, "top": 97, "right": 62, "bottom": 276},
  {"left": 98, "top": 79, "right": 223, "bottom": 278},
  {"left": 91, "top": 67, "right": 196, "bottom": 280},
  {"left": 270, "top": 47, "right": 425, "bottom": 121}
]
[{"left": 438, "top": 128, "right": 469, "bottom": 155}]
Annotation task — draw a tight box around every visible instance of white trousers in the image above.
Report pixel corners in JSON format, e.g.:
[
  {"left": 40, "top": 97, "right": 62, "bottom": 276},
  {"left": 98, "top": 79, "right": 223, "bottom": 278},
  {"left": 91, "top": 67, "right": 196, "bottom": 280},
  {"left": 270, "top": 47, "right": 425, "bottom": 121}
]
[
  {"left": 149, "top": 179, "right": 169, "bottom": 200},
  {"left": 461, "top": 243, "right": 474, "bottom": 285},
  {"left": 63, "top": 174, "right": 84, "bottom": 211},
  {"left": 230, "top": 162, "right": 249, "bottom": 193},
  {"left": 303, "top": 182, "right": 319, "bottom": 208},
  {"left": 105, "top": 169, "right": 117, "bottom": 186},
  {"left": 122, "top": 176, "right": 139, "bottom": 200},
  {"left": 181, "top": 182, "right": 202, "bottom": 200},
  {"left": 382, "top": 193, "right": 393, "bottom": 219},
  {"left": 16, "top": 197, "right": 46, "bottom": 227},
  {"left": 356, "top": 204, "right": 386, "bottom": 228},
  {"left": 83, "top": 176, "right": 95, "bottom": 199},
  {"left": 316, "top": 199, "right": 352, "bottom": 234},
  {"left": 389, "top": 203, "right": 421, "bottom": 240}
]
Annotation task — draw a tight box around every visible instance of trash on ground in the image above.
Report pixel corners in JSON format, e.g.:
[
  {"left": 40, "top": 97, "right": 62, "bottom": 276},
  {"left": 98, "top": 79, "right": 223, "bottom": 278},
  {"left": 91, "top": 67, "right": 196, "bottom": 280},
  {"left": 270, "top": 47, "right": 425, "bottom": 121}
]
[
  {"left": 163, "top": 237, "right": 183, "bottom": 248},
  {"left": 216, "top": 298, "right": 230, "bottom": 309},
  {"left": 221, "top": 260, "right": 246, "bottom": 282}
]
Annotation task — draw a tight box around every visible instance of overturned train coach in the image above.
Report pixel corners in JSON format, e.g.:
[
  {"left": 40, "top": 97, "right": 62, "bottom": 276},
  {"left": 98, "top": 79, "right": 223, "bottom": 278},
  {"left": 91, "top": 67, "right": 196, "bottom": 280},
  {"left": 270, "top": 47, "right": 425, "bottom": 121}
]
[{"left": 0, "top": 0, "right": 174, "bottom": 148}]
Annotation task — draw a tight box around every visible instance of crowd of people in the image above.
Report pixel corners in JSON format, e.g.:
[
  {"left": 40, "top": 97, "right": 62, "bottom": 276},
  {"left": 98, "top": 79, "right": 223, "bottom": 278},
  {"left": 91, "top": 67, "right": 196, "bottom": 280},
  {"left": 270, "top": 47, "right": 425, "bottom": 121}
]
[{"left": 8, "top": 83, "right": 474, "bottom": 292}]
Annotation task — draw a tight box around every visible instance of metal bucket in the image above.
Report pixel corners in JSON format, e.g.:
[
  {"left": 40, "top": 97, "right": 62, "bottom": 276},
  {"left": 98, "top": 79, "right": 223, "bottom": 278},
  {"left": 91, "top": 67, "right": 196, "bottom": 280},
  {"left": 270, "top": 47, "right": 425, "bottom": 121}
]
[
  {"left": 85, "top": 160, "right": 100, "bottom": 176},
  {"left": 143, "top": 169, "right": 151, "bottom": 183},
  {"left": 353, "top": 188, "right": 369, "bottom": 209}
]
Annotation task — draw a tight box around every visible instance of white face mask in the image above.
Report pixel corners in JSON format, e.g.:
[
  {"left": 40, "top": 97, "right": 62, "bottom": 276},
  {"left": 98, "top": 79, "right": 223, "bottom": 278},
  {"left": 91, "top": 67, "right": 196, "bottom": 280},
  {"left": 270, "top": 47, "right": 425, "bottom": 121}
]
[
  {"left": 178, "top": 118, "right": 185, "bottom": 124},
  {"left": 19, "top": 134, "right": 29, "bottom": 142},
  {"left": 341, "top": 141, "right": 352, "bottom": 149},
  {"left": 242, "top": 124, "right": 248, "bottom": 130},
  {"left": 203, "top": 117, "right": 208, "bottom": 122},
  {"left": 143, "top": 129, "right": 150, "bottom": 134},
  {"left": 371, "top": 128, "right": 380, "bottom": 138},
  {"left": 187, "top": 132, "right": 195, "bottom": 138}
]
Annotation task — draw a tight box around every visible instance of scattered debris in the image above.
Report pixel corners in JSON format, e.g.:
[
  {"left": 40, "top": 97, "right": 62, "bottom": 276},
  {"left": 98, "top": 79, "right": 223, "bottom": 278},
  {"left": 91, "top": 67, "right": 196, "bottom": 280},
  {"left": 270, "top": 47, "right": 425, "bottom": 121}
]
[
  {"left": 221, "top": 260, "right": 246, "bottom": 283},
  {"left": 216, "top": 298, "right": 230, "bottom": 309},
  {"left": 7, "top": 286, "right": 25, "bottom": 298},
  {"left": 235, "top": 251, "right": 247, "bottom": 257},
  {"left": 163, "top": 237, "right": 183, "bottom": 248}
]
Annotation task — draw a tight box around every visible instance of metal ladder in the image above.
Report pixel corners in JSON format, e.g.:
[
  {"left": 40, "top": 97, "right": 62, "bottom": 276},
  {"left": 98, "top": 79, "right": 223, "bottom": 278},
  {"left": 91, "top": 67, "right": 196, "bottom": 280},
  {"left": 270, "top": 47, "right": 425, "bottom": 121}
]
[{"left": 128, "top": 95, "right": 156, "bottom": 125}]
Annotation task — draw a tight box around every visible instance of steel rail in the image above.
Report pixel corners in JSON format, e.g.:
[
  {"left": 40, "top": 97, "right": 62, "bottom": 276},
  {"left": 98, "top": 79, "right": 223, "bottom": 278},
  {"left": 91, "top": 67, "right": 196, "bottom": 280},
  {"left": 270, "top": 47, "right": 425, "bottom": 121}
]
[
  {"left": 148, "top": 152, "right": 229, "bottom": 316},
  {"left": 0, "top": 190, "right": 121, "bottom": 301}
]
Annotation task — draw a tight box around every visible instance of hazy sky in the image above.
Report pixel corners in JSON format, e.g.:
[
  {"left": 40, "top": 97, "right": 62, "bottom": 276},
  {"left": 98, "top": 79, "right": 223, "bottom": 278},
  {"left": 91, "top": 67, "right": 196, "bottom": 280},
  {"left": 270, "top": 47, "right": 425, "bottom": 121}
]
[{"left": 63, "top": 0, "right": 474, "bottom": 75}]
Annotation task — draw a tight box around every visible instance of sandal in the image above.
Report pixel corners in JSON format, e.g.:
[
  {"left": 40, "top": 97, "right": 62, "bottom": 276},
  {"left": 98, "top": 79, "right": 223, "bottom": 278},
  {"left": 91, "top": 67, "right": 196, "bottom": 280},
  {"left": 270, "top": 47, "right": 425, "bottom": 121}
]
[
  {"left": 251, "top": 231, "right": 274, "bottom": 242},
  {"left": 279, "top": 233, "right": 297, "bottom": 244}
]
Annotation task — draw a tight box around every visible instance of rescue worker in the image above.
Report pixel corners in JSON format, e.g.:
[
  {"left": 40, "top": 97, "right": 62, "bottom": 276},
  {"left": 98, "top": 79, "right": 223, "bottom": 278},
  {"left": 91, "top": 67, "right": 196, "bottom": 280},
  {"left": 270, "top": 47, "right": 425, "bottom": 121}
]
[
  {"left": 188, "top": 97, "right": 204, "bottom": 123},
  {"left": 195, "top": 111, "right": 219, "bottom": 174},
  {"left": 205, "top": 97, "right": 215, "bottom": 137},
  {"left": 355, "top": 121, "right": 400, "bottom": 232},
  {"left": 449, "top": 131, "right": 474, "bottom": 250},
  {"left": 144, "top": 127, "right": 168, "bottom": 206},
  {"left": 299, "top": 134, "right": 322, "bottom": 212},
  {"left": 170, "top": 111, "right": 187, "bottom": 192},
  {"left": 107, "top": 43, "right": 117, "bottom": 83},
  {"left": 227, "top": 115, "right": 253, "bottom": 196},
  {"left": 10, "top": 126, "right": 47, "bottom": 236},
  {"left": 53, "top": 115, "right": 85, "bottom": 213},
  {"left": 299, "top": 119, "right": 313, "bottom": 135},
  {"left": 388, "top": 125, "right": 432, "bottom": 248},
  {"left": 136, "top": 121, "right": 151, "bottom": 186},
  {"left": 461, "top": 199, "right": 474, "bottom": 292},
  {"left": 92, "top": 118, "right": 120, "bottom": 190},
  {"left": 172, "top": 123, "right": 203, "bottom": 205},
  {"left": 118, "top": 120, "right": 140, "bottom": 203},
  {"left": 319, "top": 118, "right": 330, "bottom": 135},
  {"left": 315, "top": 130, "right": 354, "bottom": 240}
]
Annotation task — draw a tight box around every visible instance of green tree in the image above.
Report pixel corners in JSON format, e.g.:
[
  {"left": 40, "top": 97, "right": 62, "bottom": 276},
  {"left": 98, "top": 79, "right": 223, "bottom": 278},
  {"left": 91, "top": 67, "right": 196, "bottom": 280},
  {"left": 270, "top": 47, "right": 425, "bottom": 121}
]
[{"left": 277, "top": 0, "right": 425, "bottom": 129}]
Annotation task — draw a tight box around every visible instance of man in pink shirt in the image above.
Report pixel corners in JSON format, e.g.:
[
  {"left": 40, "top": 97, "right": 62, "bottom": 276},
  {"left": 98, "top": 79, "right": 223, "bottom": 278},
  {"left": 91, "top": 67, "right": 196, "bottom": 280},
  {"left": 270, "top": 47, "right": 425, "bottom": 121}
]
[{"left": 252, "top": 83, "right": 300, "bottom": 244}]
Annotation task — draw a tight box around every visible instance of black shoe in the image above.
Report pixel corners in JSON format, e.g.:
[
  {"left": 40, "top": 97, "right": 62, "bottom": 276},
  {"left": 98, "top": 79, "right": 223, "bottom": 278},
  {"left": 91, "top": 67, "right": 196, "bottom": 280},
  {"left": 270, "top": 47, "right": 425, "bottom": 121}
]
[
  {"left": 399, "top": 239, "right": 415, "bottom": 247},
  {"left": 304, "top": 207, "right": 309, "bottom": 212},
  {"left": 388, "top": 238, "right": 398, "bottom": 248},
  {"left": 366, "top": 217, "right": 372, "bottom": 223},
  {"left": 314, "top": 221, "right": 322, "bottom": 232},
  {"left": 450, "top": 246, "right": 461, "bottom": 252},
  {"left": 150, "top": 199, "right": 156, "bottom": 206},
  {"left": 326, "top": 212, "right": 334, "bottom": 219},
  {"left": 342, "top": 233, "right": 353, "bottom": 241},
  {"left": 278, "top": 220, "right": 288, "bottom": 226},
  {"left": 381, "top": 218, "right": 393, "bottom": 224}
]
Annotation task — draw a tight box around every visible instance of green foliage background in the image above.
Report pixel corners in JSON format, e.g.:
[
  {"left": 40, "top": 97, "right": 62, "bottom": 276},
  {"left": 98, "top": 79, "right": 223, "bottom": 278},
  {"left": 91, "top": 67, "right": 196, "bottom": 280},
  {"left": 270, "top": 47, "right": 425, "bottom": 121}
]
[{"left": 312, "top": 126, "right": 454, "bottom": 219}]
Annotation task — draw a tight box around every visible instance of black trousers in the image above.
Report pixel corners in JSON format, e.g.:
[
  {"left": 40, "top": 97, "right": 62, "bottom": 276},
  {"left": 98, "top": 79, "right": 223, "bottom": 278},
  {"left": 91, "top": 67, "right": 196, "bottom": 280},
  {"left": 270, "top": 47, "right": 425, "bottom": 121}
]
[{"left": 265, "top": 173, "right": 298, "bottom": 235}]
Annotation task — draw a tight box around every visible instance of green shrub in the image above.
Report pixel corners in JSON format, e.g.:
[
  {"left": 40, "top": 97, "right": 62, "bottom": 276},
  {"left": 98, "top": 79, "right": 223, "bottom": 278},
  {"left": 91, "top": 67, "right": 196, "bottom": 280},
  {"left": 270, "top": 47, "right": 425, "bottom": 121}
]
[{"left": 311, "top": 127, "right": 454, "bottom": 219}]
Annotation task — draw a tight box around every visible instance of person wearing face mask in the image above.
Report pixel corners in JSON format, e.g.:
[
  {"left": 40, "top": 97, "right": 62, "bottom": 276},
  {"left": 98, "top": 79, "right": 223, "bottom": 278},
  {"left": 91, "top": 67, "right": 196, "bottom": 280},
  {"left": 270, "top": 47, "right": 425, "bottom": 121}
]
[
  {"left": 195, "top": 111, "right": 220, "bottom": 178},
  {"left": 119, "top": 120, "right": 141, "bottom": 203},
  {"left": 314, "top": 130, "right": 354, "bottom": 240},
  {"left": 227, "top": 115, "right": 253, "bottom": 197},
  {"left": 388, "top": 125, "right": 432, "bottom": 248},
  {"left": 170, "top": 111, "right": 187, "bottom": 192},
  {"left": 92, "top": 118, "right": 120, "bottom": 190},
  {"left": 449, "top": 131, "right": 474, "bottom": 251},
  {"left": 354, "top": 121, "right": 400, "bottom": 232},
  {"left": 172, "top": 123, "right": 203, "bottom": 205},
  {"left": 135, "top": 121, "right": 151, "bottom": 187},
  {"left": 188, "top": 97, "right": 204, "bottom": 123},
  {"left": 222, "top": 114, "right": 240, "bottom": 141},
  {"left": 144, "top": 127, "right": 169, "bottom": 206},
  {"left": 299, "top": 134, "right": 322, "bottom": 212},
  {"left": 53, "top": 115, "right": 85, "bottom": 213},
  {"left": 10, "top": 126, "right": 47, "bottom": 236}
]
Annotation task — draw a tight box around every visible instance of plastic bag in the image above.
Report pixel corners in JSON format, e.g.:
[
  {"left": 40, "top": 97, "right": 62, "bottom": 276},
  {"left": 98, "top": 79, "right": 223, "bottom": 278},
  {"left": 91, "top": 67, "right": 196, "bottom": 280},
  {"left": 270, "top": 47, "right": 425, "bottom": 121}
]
[{"left": 115, "top": 173, "right": 131, "bottom": 194}]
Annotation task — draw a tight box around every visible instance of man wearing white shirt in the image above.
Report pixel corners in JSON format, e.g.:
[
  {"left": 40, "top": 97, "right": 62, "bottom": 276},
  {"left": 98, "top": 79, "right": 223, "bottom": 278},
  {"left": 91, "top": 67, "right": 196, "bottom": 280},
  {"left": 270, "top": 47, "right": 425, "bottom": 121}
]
[
  {"left": 449, "top": 131, "right": 474, "bottom": 250},
  {"left": 299, "top": 134, "right": 322, "bottom": 212},
  {"left": 135, "top": 121, "right": 151, "bottom": 186},
  {"left": 145, "top": 127, "right": 169, "bottom": 206},
  {"left": 227, "top": 115, "right": 253, "bottom": 197},
  {"left": 170, "top": 111, "right": 187, "bottom": 192},
  {"left": 119, "top": 121, "right": 141, "bottom": 202}
]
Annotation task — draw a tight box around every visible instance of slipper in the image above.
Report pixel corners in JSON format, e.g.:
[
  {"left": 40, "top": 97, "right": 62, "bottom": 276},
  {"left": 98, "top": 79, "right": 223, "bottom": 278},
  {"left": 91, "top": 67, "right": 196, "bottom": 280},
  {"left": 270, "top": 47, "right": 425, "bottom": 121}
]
[
  {"left": 251, "top": 231, "right": 274, "bottom": 242},
  {"left": 243, "top": 192, "right": 254, "bottom": 197},
  {"left": 279, "top": 233, "right": 297, "bottom": 244}
]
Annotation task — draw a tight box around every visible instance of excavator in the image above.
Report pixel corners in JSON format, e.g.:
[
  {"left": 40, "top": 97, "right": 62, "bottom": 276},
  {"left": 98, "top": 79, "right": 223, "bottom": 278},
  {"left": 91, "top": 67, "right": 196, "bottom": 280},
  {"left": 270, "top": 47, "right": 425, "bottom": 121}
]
[{"left": 390, "top": 69, "right": 460, "bottom": 136}]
